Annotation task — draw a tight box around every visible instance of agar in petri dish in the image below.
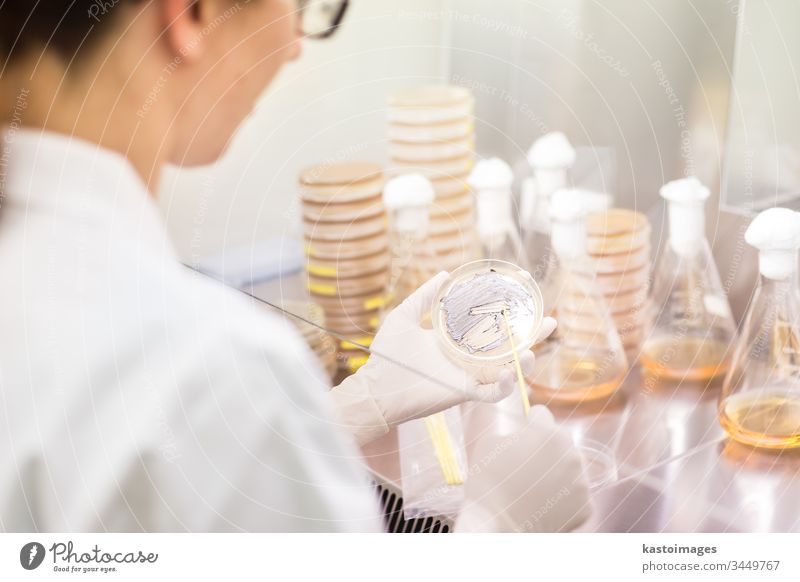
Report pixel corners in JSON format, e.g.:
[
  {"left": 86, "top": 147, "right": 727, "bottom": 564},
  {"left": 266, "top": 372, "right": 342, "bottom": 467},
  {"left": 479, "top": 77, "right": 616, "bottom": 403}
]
[{"left": 433, "top": 260, "right": 543, "bottom": 366}]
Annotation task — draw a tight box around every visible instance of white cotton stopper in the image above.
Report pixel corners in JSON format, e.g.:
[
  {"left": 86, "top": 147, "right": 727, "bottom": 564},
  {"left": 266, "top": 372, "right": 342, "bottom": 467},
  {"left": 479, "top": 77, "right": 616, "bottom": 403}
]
[
  {"left": 574, "top": 188, "right": 613, "bottom": 215},
  {"left": 527, "top": 132, "right": 575, "bottom": 205},
  {"left": 534, "top": 167, "right": 568, "bottom": 201},
  {"left": 659, "top": 177, "right": 710, "bottom": 257},
  {"left": 384, "top": 173, "right": 435, "bottom": 232},
  {"left": 469, "top": 157, "right": 514, "bottom": 190},
  {"left": 469, "top": 158, "right": 515, "bottom": 237},
  {"left": 527, "top": 132, "right": 577, "bottom": 170},
  {"left": 745, "top": 207, "right": 800, "bottom": 280},
  {"left": 519, "top": 177, "right": 537, "bottom": 232},
  {"left": 549, "top": 188, "right": 587, "bottom": 259}
]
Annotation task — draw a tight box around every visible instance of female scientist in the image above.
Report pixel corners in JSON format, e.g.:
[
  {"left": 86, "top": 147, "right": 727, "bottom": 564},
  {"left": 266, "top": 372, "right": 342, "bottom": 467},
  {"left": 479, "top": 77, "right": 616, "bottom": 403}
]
[{"left": 0, "top": 0, "right": 589, "bottom": 532}]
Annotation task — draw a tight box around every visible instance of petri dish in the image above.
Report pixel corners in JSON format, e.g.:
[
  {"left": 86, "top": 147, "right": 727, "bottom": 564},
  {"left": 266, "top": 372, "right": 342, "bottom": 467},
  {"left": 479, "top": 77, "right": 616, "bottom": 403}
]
[
  {"left": 389, "top": 136, "right": 475, "bottom": 162},
  {"left": 602, "top": 286, "right": 649, "bottom": 314},
  {"left": 587, "top": 220, "right": 652, "bottom": 256},
  {"left": 575, "top": 439, "right": 619, "bottom": 490},
  {"left": 432, "top": 260, "right": 544, "bottom": 368},
  {"left": 576, "top": 265, "right": 650, "bottom": 295},
  {"left": 305, "top": 249, "right": 390, "bottom": 279},
  {"left": 588, "top": 244, "right": 651, "bottom": 275},
  {"left": 387, "top": 85, "right": 474, "bottom": 125},
  {"left": 299, "top": 161, "right": 384, "bottom": 204},
  {"left": 302, "top": 214, "right": 387, "bottom": 241},
  {"left": 429, "top": 190, "right": 474, "bottom": 219},
  {"left": 586, "top": 208, "right": 648, "bottom": 236},
  {"left": 313, "top": 289, "right": 385, "bottom": 312},
  {"left": 430, "top": 173, "right": 471, "bottom": 198},
  {"left": 304, "top": 233, "right": 388, "bottom": 260},
  {"left": 428, "top": 207, "right": 476, "bottom": 237},
  {"left": 301, "top": 194, "right": 385, "bottom": 224},
  {"left": 389, "top": 117, "right": 473, "bottom": 143},
  {"left": 390, "top": 154, "right": 474, "bottom": 180},
  {"left": 307, "top": 269, "right": 388, "bottom": 298}
]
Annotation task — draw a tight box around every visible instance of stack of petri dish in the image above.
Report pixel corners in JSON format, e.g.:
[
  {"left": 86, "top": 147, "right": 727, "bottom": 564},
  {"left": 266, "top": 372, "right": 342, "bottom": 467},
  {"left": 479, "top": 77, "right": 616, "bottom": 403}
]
[
  {"left": 584, "top": 209, "right": 652, "bottom": 360},
  {"left": 387, "top": 85, "right": 480, "bottom": 271},
  {"left": 299, "top": 161, "right": 390, "bottom": 376},
  {"left": 279, "top": 301, "right": 338, "bottom": 380}
]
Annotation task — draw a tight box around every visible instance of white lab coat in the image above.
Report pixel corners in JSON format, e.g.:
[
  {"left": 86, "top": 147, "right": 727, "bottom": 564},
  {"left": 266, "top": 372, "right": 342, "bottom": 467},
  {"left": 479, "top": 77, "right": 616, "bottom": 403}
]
[{"left": 0, "top": 129, "right": 382, "bottom": 532}]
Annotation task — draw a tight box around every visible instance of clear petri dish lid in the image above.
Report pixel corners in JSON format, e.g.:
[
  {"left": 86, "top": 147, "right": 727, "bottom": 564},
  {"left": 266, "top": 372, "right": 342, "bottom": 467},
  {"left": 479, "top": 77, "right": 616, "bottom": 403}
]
[
  {"left": 432, "top": 260, "right": 544, "bottom": 366},
  {"left": 388, "top": 85, "right": 473, "bottom": 108},
  {"left": 576, "top": 439, "right": 619, "bottom": 490}
]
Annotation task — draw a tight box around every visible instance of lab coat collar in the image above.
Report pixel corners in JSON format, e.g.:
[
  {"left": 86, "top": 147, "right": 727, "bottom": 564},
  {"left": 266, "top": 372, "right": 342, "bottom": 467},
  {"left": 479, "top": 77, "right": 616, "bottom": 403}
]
[{"left": 1, "top": 127, "right": 176, "bottom": 259}]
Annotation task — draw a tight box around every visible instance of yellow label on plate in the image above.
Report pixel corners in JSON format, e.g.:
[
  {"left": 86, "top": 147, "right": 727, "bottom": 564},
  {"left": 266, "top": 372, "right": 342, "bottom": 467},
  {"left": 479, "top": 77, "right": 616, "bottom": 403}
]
[
  {"left": 368, "top": 317, "right": 380, "bottom": 329},
  {"left": 307, "top": 282, "right": 336, "bottom": 296},
  {"left": 363, "top": 295, "right": 388, "bottom": 311},
  {"left": 347, "top": 355, "right": 369, "bottom": 372},
  {"left": 340, "top": 337, "right": 374, "bottom": 350},
  {"left": 306, "top": 264, "right": 338, "bottom": 277}
]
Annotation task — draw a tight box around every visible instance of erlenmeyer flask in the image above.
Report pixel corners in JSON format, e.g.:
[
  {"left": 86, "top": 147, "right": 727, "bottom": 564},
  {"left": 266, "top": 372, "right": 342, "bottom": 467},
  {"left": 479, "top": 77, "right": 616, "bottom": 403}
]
[
  {"left": 469, "top": 158, "right": 527, "bottom": 267},
  {"left": 528, "top": 189, "right": 628, "bottom": 404},
  {"left": 382, "top": 174, "right": 440, "bottom": 315},
  {"left": 383, "top": 174, "right": 468, "bottom": 515},
  {"left": 520, "top": 132, "right": 576, "bottom": 282},
  {"left": 719, "top": 208, "right": 800, "bottom": 449},
  {"left": 640, "top": 178, "right": 736, "bottom": 382}
]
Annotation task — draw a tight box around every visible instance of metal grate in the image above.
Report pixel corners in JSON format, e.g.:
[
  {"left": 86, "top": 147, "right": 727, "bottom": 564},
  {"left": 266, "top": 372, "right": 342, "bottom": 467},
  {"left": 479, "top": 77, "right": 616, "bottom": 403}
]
[{"left": 372, "top": 479, "right": 453, "bottom": 533}]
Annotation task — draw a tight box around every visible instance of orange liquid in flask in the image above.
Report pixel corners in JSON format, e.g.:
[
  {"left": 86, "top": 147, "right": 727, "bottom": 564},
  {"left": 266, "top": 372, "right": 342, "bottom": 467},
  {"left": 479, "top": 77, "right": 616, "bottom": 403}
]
[
  {"left": 719, "top": 390, "right": 800, "bottom": 449},
  {"left": 641, "top": 336, "right": 730, "bottom": 381}
]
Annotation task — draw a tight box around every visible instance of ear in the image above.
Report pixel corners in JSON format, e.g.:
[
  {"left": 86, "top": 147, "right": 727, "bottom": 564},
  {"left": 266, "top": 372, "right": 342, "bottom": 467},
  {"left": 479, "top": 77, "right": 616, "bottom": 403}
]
[{"left": 162, "top": 0, "right": 206, "bottom": 62}]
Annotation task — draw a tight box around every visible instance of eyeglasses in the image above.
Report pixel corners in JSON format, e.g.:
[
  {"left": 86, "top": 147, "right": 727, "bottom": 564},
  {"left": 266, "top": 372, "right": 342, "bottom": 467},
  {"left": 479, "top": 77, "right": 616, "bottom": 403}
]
[{"left": 297, "top": 0, "right": 350, "bottom": 39}]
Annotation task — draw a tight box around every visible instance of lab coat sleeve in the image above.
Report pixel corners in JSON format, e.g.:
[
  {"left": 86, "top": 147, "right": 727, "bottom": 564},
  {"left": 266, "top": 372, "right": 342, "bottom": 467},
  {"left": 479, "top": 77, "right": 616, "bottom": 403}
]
[
  {"left": 330, "top": 373, "right": 390, "bottom": 446},
  {"left": 145, "top": 324, "right": 384, "bottom": 532}
]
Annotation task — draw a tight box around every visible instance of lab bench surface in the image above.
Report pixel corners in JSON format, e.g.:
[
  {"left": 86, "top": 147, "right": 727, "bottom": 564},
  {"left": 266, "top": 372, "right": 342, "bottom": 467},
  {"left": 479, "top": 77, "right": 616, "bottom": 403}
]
[
  {"left": 249, "top": 278, "right": 800, "bottom": 533},
  {"left": 362, "top": 371, "right": 800, "bottom": 533}
]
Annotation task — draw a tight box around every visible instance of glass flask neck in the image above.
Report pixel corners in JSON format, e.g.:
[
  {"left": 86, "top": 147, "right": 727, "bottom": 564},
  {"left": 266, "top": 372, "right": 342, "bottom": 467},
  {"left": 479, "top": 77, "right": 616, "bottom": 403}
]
[
  {"left": 390, "top": 206, "right": 430, "bottom": 238},
  {"left": 667, "top": 200, "right": 706, "bottom": 257},
  {"left": 758, "top": 249, "right": 800, "bottom": 282},
  {"left": 519, "top": 177, "right": 537, "bottom": 233},
  {"left": 534, "top": 166, "right": 567, "bottom": 198},
  {"left": 550, "top": 218, "right": 587, "bottom": 260},
  {"left": 759, "top": 265, "right": 800, "bottom": 295},
  {"left": 476, "top": 186, "right": 514, "bottom": 237}
]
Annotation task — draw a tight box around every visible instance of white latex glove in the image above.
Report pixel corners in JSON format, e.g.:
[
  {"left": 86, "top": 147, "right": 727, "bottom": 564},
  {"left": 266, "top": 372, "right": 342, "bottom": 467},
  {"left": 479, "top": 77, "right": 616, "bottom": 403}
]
[
  {"left": 331, "top": 271, "right": 557, "bottom": 445},
  {"left": 456, "top": 405, "right": 592, "bottom": 532}
]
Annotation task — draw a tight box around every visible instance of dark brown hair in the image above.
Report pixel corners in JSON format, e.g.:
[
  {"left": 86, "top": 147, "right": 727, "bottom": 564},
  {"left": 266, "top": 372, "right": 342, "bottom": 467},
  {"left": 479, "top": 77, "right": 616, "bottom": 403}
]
[{"left": 0, "top": 1, "right": 145, "bottom": 63}]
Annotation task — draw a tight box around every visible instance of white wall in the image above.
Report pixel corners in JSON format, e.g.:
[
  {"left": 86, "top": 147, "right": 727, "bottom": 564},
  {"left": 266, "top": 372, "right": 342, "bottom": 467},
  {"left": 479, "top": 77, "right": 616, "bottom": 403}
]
[{"left": 158, "top": 0, "right": 451, "bottom": 261}]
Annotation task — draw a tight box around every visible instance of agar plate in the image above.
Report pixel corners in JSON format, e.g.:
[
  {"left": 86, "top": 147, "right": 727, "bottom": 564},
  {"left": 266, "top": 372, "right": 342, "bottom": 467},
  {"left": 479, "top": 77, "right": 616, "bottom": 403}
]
[{"left": 432, "top": 260, "right": 544, "bottom": 367}]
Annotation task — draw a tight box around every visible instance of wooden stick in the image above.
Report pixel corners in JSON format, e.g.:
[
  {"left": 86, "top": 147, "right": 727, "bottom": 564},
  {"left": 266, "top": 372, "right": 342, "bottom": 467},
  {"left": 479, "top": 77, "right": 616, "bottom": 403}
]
[{"left": 502, "top": 309, "right": 531, "bottom": 417}]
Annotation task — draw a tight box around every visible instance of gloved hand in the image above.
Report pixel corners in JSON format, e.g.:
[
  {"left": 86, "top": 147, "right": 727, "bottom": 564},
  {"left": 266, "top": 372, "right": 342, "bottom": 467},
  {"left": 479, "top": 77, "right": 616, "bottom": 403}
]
[
  {"left": 331, "top": 271, "right": 557, "bottom": 445},
  {"left": 456, "top": 405, "right": 592, "bottom": 532}
]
